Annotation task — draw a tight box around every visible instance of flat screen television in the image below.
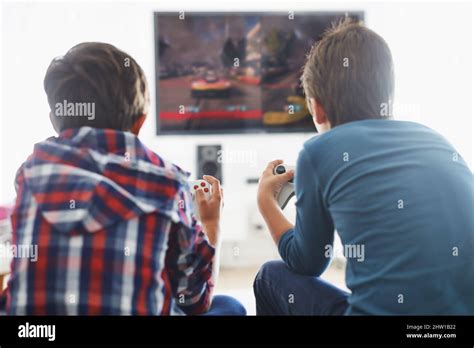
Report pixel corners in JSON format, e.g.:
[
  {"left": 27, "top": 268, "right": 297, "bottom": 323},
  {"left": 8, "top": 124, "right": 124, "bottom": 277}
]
[{"left": 154, "top": 11, "right": 364, "bottom": 135}]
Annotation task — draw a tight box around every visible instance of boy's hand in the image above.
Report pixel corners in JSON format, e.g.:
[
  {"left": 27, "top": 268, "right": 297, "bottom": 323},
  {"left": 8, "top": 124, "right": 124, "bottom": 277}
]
[
  {"left": 195, "top": 175, "right": 223, "bottom": 246},
  {"left": 257, "top": 160, "right": 295, "bottom": 245},
  {"left": 257, "top": 160, "right": 295, "bottom": 209}
]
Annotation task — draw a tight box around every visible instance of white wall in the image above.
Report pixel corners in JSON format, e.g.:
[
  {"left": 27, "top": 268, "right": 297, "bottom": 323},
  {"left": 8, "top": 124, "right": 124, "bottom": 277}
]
[{"left": 1, "top": 1, "right": 472, "bottom": 240}]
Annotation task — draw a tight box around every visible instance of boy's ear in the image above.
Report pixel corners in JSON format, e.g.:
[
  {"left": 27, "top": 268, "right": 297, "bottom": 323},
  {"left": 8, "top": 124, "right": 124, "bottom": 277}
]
[
  {"left": 130, "top": 114, "right": 147, "bottom": 135},
  {"left": 309, "top": 97, "right": 328, "bottom": 125}
]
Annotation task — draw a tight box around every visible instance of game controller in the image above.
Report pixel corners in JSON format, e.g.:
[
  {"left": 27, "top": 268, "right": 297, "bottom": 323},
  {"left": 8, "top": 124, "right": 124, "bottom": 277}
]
[
  {"left": 189, "top": 179, "right": 212, "bottom": 220},
  {"left": 273, "top": 164, "right": 295, "bottom": 209}
]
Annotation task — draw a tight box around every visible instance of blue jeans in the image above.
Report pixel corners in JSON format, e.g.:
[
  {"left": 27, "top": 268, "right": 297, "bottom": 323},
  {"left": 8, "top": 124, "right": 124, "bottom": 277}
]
[
  {"left": 202, "top": 295, "right": 247, "bottom": 316},
  {"left": 253, "top": 260, "right": 349, "bottom": 315}
]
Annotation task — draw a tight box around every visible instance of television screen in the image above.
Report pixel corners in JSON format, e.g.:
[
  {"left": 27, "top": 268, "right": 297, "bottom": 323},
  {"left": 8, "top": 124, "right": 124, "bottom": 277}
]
[{"left": 154, "top": 12, "right": 364, "bottom": 135}]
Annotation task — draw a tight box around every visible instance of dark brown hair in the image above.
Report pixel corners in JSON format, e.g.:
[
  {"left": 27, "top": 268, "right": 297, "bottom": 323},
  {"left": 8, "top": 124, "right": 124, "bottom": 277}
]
[
  {"left": 301, "top": 18, "right": 394, "bottom": 127},
  {"left": 44, "top": 42, "right": 149, "bottom": 132}
]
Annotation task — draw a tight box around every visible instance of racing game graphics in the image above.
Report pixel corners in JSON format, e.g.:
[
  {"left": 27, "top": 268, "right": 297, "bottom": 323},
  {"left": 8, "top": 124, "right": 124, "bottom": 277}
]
[{"left": 154, "top": 11, "right": 364, "bottom": 134}]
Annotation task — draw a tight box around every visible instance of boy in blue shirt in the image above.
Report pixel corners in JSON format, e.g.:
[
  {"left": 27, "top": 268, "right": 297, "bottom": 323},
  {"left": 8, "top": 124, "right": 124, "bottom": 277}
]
[{"left": 255, "top": 19, "right": 474, "bottom": 315}]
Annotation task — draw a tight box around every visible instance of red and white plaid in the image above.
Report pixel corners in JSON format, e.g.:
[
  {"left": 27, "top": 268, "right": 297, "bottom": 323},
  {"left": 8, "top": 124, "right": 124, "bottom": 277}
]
[{"left": 3, "top": 127, "right": 214, "bottom": 315}]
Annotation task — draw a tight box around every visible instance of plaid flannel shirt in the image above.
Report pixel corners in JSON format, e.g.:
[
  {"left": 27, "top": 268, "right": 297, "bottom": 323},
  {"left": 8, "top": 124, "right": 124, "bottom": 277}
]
[{"left": 4, "top": 127, "right": 215, "bottom": 315}]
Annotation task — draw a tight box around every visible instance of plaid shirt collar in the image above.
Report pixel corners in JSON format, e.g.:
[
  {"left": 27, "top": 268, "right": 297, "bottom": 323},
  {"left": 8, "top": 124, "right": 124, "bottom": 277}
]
[{"left": 57, "top": 127, "right": 160, "bottom": 163}]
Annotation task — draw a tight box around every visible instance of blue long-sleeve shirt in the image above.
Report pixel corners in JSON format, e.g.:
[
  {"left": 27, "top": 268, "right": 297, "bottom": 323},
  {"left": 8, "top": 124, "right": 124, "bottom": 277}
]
[{"left": 279, "top": 119, "right": 474, "bottom": 315}]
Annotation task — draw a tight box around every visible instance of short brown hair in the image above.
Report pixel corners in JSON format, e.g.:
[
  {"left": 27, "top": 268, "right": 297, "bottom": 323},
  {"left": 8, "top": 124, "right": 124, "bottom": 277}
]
[
  {"left": 44, "top": 42, "right": 149, "bottom": 132},
  {"left": 301, "top": 18, "right": 394, "bottom": 127}
]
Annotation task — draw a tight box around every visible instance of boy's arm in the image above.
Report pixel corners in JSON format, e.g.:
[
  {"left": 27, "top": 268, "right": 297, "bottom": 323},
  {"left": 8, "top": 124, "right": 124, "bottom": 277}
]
[
  {"left": 193, "top": 175, "right": 222, "bottom": 287},
  {"left": 257, "top": 150, "right": 335, "bottom": 276},
  {"left": 257, "top": 160, "right": 295, "bottom": 244},
  {"left": 165, "top": 221, "right": 216, "bottom": 315},
  {"left": 165, "top": 175, "right": 222, "bottom": 315}
]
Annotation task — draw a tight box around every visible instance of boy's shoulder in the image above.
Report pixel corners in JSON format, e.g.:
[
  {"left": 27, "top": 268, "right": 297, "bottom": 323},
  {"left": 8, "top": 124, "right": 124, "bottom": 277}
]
[
  {"left": 301, "top": 119, "right": 442, "bottom": 172},
  {"left": 303, "top": 119, "right": 434, "bottom": 152},
  {"left": 160, "top": 157, "right": 191, "bottom": 184}
]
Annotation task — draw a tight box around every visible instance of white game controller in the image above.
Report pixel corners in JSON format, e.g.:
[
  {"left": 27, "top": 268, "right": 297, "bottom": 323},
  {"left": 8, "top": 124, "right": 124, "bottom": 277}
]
[
  {"left": 273, "top": 164, "right": 295, "bottom": 209},
  {"left": 189, "top": 179, "right": 212, "bottom": 220}
]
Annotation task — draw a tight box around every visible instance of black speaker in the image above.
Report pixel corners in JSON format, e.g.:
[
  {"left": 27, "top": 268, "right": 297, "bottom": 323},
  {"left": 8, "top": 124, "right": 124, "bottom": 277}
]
[{"left": 197, "top": 145, "right": 222, "bottom": 184}]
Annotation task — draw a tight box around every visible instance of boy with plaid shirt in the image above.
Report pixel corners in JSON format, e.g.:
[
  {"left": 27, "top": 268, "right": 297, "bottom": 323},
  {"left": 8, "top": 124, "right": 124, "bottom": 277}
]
[{"left": 2, "top": 43, "right": 245, "bottom": 316}]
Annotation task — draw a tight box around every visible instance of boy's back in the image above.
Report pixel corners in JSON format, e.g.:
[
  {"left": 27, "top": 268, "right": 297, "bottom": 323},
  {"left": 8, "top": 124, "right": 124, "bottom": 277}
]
[
  {"left": 283, "top": 119, "right": 474, "bottom": 314},
  {"left": 6, "top": 127, "right": 215, "bottom": 315}
]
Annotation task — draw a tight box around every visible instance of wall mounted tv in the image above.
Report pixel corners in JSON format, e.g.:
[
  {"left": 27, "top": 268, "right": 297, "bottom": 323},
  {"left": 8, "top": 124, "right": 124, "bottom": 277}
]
[{"left": 154, "top": 11, "right": 364, "bottom": 135}]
